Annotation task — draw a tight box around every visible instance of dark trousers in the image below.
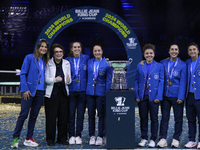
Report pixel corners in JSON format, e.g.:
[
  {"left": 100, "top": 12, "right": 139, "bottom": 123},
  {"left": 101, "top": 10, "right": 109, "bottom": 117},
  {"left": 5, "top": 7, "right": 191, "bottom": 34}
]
[
  {"left": 186, "top": 92, "right": 200, "bottom": 141},
  {"left": 45, "top": 88, "right": 69, "bottom": 143},
  {"left": 159, "top": 97, "right": 184, "bottom": 141},
  {"left": 138, "top": 95, "right": 159, "bottom": 141},
  {"left": 13, "top": 90, "right": 44, "bottom": 139},
  {"left": 68, "top": 91, "right": 86, "bottom": 138},
  {"left": 87, "top": 95, "right": 105, "bottom": 137}
]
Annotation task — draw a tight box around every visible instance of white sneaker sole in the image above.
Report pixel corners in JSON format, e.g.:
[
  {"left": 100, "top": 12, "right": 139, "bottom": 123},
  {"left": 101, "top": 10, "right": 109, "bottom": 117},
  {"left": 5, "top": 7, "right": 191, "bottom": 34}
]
[
  {"left": 89, "top": 142, "right": 95, "bottom": 145},
  {"left": 69, "top": 142, "right": 75, "bottom": 145},
  {"left": 23, "top": 142, "right": 38, "bottom": 147},
  {"left": 185, "top": 145, "right": 197, "bottom": 148},
  {"left": 148, "top": 145, "right": 155, "bottom": 148},
  {"left": 11, "top": 145, "right": 18, "bottom": 149},
  {"left": 157, "top": 143, "right": 167, "bottom": 147},
  {"left": 138, "top": 143, "right": 148, "bottom": 147},
  {"left": 95, "top": 143, "right": 103, "bottom": 146},
  {"left": 171, "top": 144, "right": 179, "bottom": 148}
]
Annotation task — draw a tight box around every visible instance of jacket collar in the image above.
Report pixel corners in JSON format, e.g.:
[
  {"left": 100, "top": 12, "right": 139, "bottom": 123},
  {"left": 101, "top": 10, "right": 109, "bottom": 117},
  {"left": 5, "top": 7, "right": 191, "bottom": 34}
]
[
  {"left": 188, "top": 56, "right": 200, "bottom": 74},
  {"left": 142, "top": 60, "right": 157, "bottom": 77}
]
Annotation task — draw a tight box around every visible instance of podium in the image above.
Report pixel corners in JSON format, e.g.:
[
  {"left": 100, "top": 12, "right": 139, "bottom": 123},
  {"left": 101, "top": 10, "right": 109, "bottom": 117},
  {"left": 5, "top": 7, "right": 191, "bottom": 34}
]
[{"left": 106, "top": 90, "right": 135, "bottom": 149}]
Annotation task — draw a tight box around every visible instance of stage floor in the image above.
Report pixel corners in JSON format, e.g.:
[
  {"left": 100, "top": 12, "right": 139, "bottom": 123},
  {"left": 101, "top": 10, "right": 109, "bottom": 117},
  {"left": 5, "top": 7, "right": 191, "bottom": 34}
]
[{"left": 0, "top": 103, "right": 190, "bottom": 149}]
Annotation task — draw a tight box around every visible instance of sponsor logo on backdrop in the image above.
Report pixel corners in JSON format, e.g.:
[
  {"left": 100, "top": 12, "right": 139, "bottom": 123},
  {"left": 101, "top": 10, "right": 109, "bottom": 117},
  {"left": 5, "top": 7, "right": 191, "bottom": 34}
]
[
  {"left": 126, "top": 37, "right": 137, "bottom": 49},
  {"left": 75, "top": 9, "right": 100, "bottom": 20}
]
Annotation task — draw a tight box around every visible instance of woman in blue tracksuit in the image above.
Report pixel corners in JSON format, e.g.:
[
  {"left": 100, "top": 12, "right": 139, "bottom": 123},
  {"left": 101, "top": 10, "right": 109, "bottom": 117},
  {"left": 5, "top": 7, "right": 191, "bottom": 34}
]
[
  {"left": 134, "top": 43, "right": 164, "bottom": 148},
  {"left": 66, "top": 41, "right": 89, "bottom": 145},
  {"left": 157, "top": 44, "right": 186, "bottom": 148},
  {"left": 184, "top": 42, "right": 200, "bottom": 149},
  {"left": 86, "top": 45, "right": 113, "bottom": 146},
  {"left": 11, "top": 39, "right": 50, "bottom": 149}
]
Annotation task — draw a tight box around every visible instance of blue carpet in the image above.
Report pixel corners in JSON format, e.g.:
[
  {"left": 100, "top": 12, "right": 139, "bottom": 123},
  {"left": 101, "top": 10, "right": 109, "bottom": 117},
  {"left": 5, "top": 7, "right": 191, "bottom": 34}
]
[{"left": 0, "top": 104, "right": 192, "bottom": 149}]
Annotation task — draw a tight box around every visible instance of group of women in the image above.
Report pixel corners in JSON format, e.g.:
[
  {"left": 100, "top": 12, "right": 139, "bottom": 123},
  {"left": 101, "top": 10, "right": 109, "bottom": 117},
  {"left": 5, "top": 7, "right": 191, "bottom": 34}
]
[
  {"left": 10, "top": 38, "right": 200, "bottom": 149},
  {"left": 135, "top": 42, "right": 200, "bottom": 148},
  {"left": 11, "top": 39, "right": 113, "bottom": 149}
]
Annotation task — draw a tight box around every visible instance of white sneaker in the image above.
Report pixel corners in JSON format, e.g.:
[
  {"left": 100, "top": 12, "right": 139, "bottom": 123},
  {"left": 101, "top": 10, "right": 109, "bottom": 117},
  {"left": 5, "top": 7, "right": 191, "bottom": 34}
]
[
  {"left": 184, "top": 141, "right": 197, "bottom": 148},
  {"left": 69, "top": 136, "right": 76, "bottom": 145},
  {"left": 89, "top": 136, "right": 96, "bottom": 145},
  {"left": 95, "top": 136, "right": 103, "bottom": 145},
  {"left": 148, "top": 140, "right": 156, "bottom": 148},
  {"left": 75, "top": 136, "right": 82, "bottom": 145},
  {"left": 138, "top": 139, "right": 148, "bottom": 147},
  {"left": 171, "top": 139, "right": 179, "bottom": 148},
  {"left": 157, "top": 138, "right": 167, "bottom": 147},
  {"left": 23, "top": 138, "right": 39, "bottom": 147},
  {"left": 197, "top": 142, "right": 200, "bottom": 149}
]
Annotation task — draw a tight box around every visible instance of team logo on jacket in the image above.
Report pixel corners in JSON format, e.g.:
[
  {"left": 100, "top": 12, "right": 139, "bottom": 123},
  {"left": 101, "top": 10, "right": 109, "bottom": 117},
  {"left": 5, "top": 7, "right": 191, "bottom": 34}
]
[
  {"left": 173, "top": 71, "right": 178, "bottom": 76},
  {"left": 154, "top": 74, "right": 159, "bottom": 80},
  {"left": 115, "top": 96, "right": 126, "bottom": 106},
  {"left": 99, "top": 70, "right": 105, "bottom": 76}
]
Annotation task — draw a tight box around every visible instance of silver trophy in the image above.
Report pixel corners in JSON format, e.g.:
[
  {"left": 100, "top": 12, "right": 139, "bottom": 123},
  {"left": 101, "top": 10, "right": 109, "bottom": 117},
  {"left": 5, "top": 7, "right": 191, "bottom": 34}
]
[{"left": 110, "top": 58, "right": 132, "bottom": 90}]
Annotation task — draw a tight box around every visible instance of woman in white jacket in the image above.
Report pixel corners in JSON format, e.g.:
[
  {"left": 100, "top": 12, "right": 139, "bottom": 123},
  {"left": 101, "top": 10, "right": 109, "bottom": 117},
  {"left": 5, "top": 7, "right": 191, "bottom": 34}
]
[{"left": 45, "top": 43, "right": 71, "bottom": 146}]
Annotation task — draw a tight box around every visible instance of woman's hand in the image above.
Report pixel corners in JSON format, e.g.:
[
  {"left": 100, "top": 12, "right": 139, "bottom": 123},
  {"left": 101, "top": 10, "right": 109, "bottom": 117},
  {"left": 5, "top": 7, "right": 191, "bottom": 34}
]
[
  {"left": 23, "top": 91, "right": 31, "bottom": 100},
  {"left": 139, "top": 60, "right": 145, "bottom": 65},
  {"left": 66, "top": 75, "right": 71, "bottom": 83},
  {"left": 154, "top": 99, "right": 160, "bottom": 103},
  {"left": 135, "top": 98, "right": 140, "bottom": 103},
  {"left": 177, "top": 99, "right": 183, "bottom": 104},
  {"left": 55, "top": 75, "right": 62, "bottom": 82}
]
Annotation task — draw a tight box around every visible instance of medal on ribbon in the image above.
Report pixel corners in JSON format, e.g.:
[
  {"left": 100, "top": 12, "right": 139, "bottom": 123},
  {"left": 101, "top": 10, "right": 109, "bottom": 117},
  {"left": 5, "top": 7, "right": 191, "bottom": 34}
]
[
  {"left": 169, "top": 81, "right": 173, "bottom": 86},
  {"left": 94, "top": 80, "right": 97, "bottom": 85},
  {"left": 75, "top": 78, "right": 79, "bottom": 82},
  {"left": 38, "top": 58, "right": 43, "bottom": 84},
  {"left": 74, "top": 57, "right": 80, "bottom": 83},
  {"left": 93, "top": 58, "right": 102, "bottom": 86},
  {"left": 145, "top": 62, "right": 152, "bottom": 90},
  {"left": 191, "top": 58, "right": 198, "bottom": 89},
  {"left": 168, "top": 58, "right": 178, "bottom": 86}
]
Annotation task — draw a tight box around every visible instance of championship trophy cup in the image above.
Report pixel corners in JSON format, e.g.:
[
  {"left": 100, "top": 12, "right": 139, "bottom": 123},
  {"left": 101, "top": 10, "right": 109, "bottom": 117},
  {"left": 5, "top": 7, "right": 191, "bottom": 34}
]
[{"left": 110, "top": 58, "right": 132, "bottom": 90}]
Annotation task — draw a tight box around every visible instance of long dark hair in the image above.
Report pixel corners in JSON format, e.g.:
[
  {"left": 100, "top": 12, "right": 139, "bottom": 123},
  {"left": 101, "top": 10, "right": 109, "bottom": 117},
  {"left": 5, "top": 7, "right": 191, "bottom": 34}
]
[
  {"left": 34, "top": 39, "right": 50, "bottom": 65},
  {"left": 68, "top": 41, "right": 82, "bottom": 57}
]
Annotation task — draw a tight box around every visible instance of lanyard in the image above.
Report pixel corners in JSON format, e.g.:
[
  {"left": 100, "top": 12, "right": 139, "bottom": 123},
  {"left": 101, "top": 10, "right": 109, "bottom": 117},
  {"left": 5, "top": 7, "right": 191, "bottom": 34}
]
[
  {"left": 93, "top": 58, "right": 102, "bottom": 79},
  {"left": 167, "top": 58, "right": 178, "bottom": 80},
  {"left": 190, "top": 57, "right": 198, "bottom": 80},
  {"left": 146, "top": 63, "right": 151, "bottom": 84},
  {"left": 39, "top": 58, "right": 43, "bottom": 79},
  {"left": 74, "top": 57, "right": 80, "bottom": 78}
]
